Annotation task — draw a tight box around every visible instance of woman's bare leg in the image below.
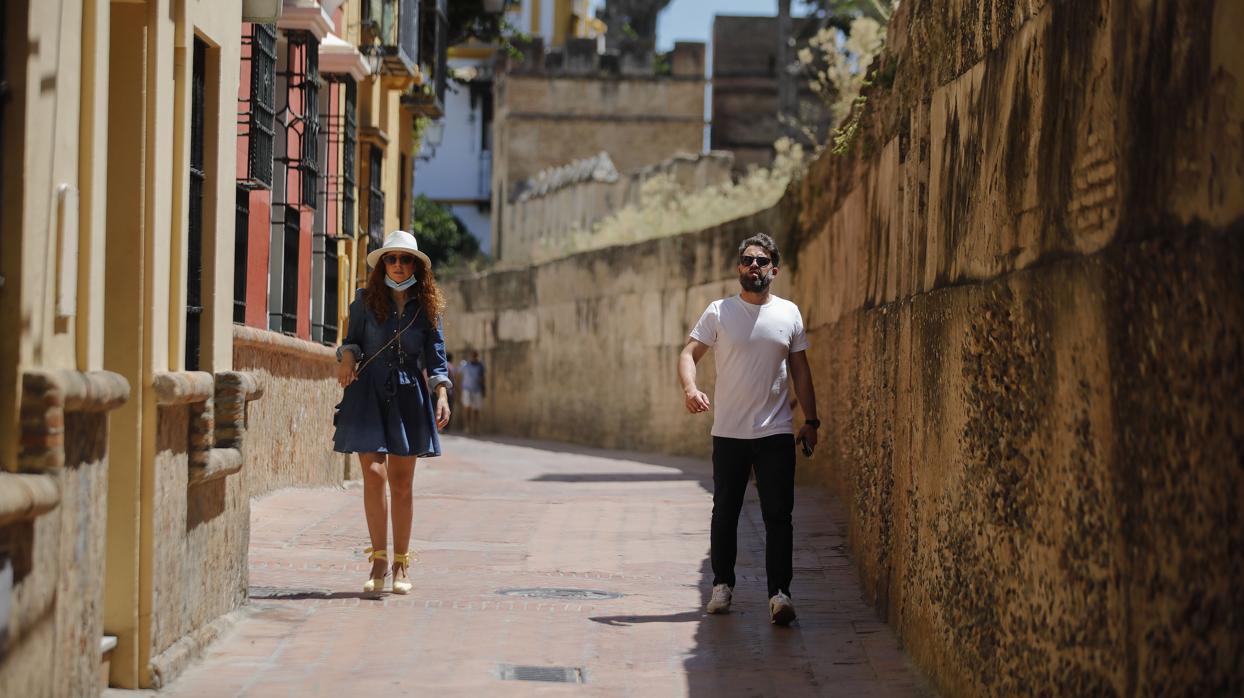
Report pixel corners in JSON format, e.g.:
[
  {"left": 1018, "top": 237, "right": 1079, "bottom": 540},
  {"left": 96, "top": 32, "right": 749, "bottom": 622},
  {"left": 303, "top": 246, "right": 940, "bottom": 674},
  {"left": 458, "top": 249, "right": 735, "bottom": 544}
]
[
  {"left": 360, "top": 452, "right": 388, "bottom": 579},
  {"left": 387, "top": 455, "right": 417, "bottom": 581}
]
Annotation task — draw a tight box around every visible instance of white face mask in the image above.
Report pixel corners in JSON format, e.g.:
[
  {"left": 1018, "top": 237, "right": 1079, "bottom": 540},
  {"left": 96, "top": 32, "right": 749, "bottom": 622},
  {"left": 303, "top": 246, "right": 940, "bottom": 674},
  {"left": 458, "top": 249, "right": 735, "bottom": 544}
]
[{"left": 385, "top": 275, "right": 418, "bottom": 291}]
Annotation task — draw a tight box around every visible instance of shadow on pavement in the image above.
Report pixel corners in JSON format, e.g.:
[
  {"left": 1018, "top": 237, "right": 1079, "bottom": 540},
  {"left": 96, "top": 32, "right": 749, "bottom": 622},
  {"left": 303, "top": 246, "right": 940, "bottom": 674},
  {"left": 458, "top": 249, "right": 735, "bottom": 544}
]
[
  {"left": 588, "top": 610, "right": 703, "bottom": 626},
  {"left": 530, "top": 472, "right": 701, "bottom": 482},
  {"left": 247, "top": 587, "right": 387, "bottom": 602}
]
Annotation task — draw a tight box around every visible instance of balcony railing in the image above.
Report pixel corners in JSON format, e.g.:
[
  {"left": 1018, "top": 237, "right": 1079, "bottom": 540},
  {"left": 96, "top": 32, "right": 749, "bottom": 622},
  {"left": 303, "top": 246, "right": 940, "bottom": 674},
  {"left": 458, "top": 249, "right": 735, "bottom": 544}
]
[
  {"left": 420, "top": 0, "right": 448, "bottom": 109},
  {"left": 361, "top": 0, "right": 419, "bottom": 78}
]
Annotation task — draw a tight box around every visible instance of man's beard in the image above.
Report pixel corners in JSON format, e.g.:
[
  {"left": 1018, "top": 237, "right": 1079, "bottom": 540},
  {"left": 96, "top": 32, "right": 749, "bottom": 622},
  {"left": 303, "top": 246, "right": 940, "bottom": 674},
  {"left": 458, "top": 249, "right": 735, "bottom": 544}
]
[{"left": 740, "top": 269, "right": 772, "bottom": 293}]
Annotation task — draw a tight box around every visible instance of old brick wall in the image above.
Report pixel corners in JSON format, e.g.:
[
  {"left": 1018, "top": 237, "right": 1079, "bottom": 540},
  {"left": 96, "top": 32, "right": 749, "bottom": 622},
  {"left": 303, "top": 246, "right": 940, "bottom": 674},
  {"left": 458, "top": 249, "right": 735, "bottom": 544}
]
[
  {"left": 505, "top": 151, "right": 735, "bottom": 263},
  {"left": 233, "top": 326, "right": 353, "bottom": 495},
  {"left": 441, "top": 202, "right": 797, "bottom": 456},
  {"left": 796, "top": 0, "right": 1244, "bottom": 693},
  {"left": 441, "top": 0, "right": 1244, "bottom": 694},
  {"left": 491, "top": 65, "right": 706, "bottom": 261},
  {"left": 147, "top": 405, "right": 249, "bottom": 683}
]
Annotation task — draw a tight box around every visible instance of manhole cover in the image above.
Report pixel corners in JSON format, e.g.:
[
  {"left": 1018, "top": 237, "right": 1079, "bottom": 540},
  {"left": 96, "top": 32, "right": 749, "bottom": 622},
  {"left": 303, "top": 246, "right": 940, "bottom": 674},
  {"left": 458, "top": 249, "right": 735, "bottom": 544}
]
[
  {"left": 499, "top": 664, "right": 585, "bottom": 683},
  {"left": 496, "top": 587, "right": 621, "bottom": 600},
  {"left": 248, "top": 586, "right": 332, "bottom": 600}
]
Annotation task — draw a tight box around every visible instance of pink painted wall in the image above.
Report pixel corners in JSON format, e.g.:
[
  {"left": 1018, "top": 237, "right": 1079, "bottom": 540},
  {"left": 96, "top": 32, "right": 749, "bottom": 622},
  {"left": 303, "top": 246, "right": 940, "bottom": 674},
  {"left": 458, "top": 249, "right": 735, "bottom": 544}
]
[{"left": 245, "top": 189, "right": 271, "bottom": 328}]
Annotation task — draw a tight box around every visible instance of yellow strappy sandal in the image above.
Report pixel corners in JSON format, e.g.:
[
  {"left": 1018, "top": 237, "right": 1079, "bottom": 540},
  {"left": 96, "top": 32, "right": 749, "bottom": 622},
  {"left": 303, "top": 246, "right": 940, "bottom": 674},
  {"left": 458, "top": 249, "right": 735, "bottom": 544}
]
[
  {"left": 363, "top": 547, "right": 388, "bottom": 594},
  {"left": 391, "top": 551, "right": 416, "bottom": 594}
]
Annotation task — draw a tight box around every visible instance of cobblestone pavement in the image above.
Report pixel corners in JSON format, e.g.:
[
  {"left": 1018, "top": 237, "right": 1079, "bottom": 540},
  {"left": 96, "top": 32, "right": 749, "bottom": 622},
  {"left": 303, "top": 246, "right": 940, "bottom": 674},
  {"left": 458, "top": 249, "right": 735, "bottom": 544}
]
[{"left": 148, "top": 436, "right": 932, "bottom": 697}]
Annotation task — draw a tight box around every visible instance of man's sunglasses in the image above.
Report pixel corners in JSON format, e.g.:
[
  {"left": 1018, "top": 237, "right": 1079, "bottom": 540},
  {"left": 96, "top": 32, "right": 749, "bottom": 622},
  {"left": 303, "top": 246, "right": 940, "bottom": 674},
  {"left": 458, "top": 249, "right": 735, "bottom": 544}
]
[
  {"left": 384, "top": 254, "right": 417, "bottom": 266},
  {"left": 739, "top": 255, "right": 772, "bottom": 268}
]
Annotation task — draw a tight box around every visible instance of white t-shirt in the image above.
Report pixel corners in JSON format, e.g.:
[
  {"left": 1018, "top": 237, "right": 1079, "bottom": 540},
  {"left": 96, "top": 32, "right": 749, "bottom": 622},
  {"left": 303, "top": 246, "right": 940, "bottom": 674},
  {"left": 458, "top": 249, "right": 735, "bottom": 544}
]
[{"left": 690, "top": 294, "right": 809, "bottom": 439}]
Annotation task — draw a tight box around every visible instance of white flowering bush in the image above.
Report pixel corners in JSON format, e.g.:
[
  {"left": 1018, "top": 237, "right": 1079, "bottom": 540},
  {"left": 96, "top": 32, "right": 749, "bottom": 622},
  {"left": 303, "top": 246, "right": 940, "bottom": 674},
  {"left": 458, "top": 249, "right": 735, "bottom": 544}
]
[
  {"left": 791, "top": 2, "right": 896, "bottom": 152},
  {"left": 533, "top": 139, "right": 807, "bottom": 262}
]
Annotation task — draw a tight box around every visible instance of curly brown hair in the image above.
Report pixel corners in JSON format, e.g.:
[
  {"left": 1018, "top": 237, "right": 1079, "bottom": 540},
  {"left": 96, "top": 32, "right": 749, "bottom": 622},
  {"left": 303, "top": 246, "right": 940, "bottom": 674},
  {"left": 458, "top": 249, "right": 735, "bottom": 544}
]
[{"left": 364, "top": 255, "right": 445, "bottom": 325}]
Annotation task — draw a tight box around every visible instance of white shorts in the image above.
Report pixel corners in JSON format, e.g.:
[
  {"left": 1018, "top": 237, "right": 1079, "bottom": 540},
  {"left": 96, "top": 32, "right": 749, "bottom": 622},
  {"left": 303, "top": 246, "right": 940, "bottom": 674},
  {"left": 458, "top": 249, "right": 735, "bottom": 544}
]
[{"left": 461, "top": 389, "right": 484, "bottom": 409}]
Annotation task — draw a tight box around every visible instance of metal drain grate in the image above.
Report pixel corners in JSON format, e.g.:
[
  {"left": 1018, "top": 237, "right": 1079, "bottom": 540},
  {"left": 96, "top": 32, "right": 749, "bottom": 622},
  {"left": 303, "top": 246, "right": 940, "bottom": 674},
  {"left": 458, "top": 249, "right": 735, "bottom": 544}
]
[
  {"left": 499, "top": 664, "right": 585, "bottom": 683},
  {"left": 495, "top": 587, "right": 621, "bottom": 600}
]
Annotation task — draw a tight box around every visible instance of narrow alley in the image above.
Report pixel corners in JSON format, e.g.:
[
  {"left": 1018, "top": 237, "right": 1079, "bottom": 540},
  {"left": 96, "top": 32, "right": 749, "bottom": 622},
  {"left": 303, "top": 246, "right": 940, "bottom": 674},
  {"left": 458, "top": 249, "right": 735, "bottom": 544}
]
[{"left": 135, "top": 436, "right": 930, "bottom": 696}]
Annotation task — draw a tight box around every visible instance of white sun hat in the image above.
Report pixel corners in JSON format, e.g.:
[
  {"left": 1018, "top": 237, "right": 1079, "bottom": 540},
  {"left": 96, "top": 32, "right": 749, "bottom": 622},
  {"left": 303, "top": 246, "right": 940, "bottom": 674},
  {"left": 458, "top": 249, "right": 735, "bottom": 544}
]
[{"left": 366, "top": 230, "right": 432, "bottom": 269}]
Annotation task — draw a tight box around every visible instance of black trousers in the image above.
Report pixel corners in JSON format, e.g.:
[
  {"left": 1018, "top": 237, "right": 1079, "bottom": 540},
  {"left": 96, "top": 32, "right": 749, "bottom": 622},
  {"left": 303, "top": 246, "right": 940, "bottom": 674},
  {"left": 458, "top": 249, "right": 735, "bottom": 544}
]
[{"left": 710, "top": 433, "right": 795, "bottom": 597}]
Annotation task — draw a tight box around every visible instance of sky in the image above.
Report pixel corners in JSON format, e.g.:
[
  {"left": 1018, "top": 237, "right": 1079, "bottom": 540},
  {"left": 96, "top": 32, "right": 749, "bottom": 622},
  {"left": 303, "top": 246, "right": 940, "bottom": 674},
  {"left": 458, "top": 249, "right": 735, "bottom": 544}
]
[{"left": 654, "top": 0, "right": 813, "bottom": 52}]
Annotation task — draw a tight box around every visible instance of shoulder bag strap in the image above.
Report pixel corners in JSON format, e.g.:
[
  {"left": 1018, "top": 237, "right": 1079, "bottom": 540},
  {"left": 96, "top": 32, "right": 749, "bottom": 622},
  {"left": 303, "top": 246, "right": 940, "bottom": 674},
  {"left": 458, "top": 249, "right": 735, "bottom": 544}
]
[{"left": 354, "top": 308, "right": 422, "bottom": 376}]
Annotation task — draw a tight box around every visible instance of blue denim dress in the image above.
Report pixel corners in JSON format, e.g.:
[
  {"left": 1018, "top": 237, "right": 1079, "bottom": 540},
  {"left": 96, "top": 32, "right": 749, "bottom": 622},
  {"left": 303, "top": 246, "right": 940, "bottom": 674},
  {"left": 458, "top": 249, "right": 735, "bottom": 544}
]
[{"left": 332, "top": 290, "right": 451, "bottom": 457}]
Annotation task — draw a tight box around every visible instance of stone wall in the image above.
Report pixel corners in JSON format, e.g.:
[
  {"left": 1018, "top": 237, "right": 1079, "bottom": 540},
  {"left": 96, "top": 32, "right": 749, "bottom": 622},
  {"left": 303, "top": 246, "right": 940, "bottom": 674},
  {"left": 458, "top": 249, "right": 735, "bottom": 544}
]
[
  {"left": 441, "top": 201, "right": 795, "bottom": 456},
  {"left": 504, "top": 151, "right": 735, "bottom": 263},
  {"left": 711, "top": 15, "right": 831, "bottom": 172},
  {"left": 491, "top": 42, "right": 707, "bottom": 261},
  {"left": 233, "top": 326, "right": 352, "bottom": 494},
  {"left": 440, "top": 0, "right": 1244, "bottom": 693},
  {"left": 0, "top": 370, "right": 128, "bottom": 697},
  {"left": 146, "top": 404, "right": 249, "bottom": 684}
]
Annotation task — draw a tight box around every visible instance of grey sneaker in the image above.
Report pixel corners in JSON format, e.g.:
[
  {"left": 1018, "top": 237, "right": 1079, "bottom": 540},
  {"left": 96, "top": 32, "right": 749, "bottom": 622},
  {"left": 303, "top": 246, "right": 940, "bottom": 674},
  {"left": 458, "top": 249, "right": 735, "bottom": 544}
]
[
  {"left": 706, "top": 583, "right": 733, "bottom": 614},
  {"left": 769, "top": 592, "right": 796, "bottom": 625}
]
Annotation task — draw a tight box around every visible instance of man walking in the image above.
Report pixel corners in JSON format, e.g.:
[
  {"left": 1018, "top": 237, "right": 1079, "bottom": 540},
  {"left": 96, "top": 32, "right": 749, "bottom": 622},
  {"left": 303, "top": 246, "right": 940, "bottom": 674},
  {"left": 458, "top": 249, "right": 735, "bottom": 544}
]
[
  {"left": 458, "top": 350, "right": 486, "bottom": 434},
  {"left": 678, "top": 233, "right": 819, "bottom": 626}
]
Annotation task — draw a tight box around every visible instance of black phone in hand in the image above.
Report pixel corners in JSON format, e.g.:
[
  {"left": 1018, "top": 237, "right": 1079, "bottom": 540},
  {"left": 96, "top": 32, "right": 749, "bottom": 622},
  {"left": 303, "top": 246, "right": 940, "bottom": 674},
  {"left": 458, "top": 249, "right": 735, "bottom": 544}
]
[{"left": 797, "top": 437, "right": 813, "bottom": 457}]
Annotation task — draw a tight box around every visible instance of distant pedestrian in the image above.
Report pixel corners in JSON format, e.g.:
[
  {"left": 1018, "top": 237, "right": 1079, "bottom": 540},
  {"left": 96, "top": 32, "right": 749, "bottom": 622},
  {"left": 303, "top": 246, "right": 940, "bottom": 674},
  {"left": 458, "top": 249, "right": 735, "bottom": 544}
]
[
  {"left": 333, "top": 230, "right": 452, "bottom": 596},
  {"left": 458, "top": 350, "right": 486, "bottom": 434},
  {"left": 677, "top": 233, "right": 820, "bottom": 626}
]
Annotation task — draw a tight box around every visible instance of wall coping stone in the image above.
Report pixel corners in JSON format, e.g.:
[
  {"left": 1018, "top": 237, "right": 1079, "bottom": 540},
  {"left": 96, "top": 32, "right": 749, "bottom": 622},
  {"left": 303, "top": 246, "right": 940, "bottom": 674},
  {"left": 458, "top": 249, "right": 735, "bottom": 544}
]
[
  {"left": 19, "top": 369, "right": 131, "bottom": 472},
  {"left": 0, "top": 472, "right": 60, "bottom": 527},
  {"left": 233, "top": 324, "right": 338, "bottom": 363},
  {"left": 152, "top": 371, "right": 216, "bottom": 406}
]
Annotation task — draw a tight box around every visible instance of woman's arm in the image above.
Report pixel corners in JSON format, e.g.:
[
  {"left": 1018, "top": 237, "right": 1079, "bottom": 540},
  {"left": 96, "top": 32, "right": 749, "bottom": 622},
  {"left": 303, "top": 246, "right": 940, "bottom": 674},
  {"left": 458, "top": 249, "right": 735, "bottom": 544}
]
[
  {"left": 336, "top": 294, "right": 366, "bottom": 388},
  {"left": 424, "top": 317, "right": 452, "bottom": 429}
]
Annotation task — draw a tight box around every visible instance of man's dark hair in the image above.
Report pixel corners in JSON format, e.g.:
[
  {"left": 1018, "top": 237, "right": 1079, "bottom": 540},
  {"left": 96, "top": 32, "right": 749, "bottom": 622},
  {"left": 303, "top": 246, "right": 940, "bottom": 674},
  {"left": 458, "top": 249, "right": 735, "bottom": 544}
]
[{"left": 737, "top": 233, "right": 780, "bottom": 266}]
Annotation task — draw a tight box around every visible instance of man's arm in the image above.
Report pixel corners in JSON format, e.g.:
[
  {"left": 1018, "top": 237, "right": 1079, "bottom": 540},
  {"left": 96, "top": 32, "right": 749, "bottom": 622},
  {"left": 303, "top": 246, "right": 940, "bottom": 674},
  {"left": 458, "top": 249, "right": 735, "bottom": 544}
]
[
  {"left": 788, "top": 350, "right": 819, "bottom": 450},
  {"left": 678, "top": 340, "right": 712, "bottom": 414}
]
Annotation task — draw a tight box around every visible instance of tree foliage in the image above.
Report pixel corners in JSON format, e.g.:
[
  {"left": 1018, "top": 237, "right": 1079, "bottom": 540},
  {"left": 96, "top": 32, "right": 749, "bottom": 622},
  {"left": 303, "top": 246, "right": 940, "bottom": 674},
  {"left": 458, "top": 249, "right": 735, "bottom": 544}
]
[
  {"left": 798, "top": 0, "right": 892, "bottom": 24},
  {"left": 447, "top": 0, "right": 530, "bottom": 57},
  {"left": 409, "top": 195, "right": 482, "bottom": 270}
]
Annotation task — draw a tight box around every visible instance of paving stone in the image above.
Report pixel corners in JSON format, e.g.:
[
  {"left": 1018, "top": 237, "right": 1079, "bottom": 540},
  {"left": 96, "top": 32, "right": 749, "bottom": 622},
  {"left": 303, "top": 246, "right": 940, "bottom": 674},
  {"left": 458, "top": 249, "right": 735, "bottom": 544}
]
[{"left": 149, "top": 435, "right": 934, "bottom": 696}]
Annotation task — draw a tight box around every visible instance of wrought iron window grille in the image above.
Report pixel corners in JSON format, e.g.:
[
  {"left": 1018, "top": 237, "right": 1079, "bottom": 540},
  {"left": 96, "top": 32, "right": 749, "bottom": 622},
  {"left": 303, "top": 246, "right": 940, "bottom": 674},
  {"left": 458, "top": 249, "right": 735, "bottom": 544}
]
[
  {"left": 323, "top": 77, "right": 357, "bottom": 238},
  {"left": 367, "top": 145, "right": 385, "bottom": 253},
  {"left": 276, "top": 30, "right": 323, "bottom": 210},
  {"left": 420, "top": 0, "right": 448, "bottom": 109},
  {"left": 234, "top": 187, "right": 250, "bottom": 324},
  {"left": 238, "top": 22, "right": 277, "bottom": 190},
  {"left": 323, "top": 241, "right": 339, "bottom": 344},
  {"left": 187, "top": 38, "right": 208, "bottom": 371},
  {"left": 280, "top": 206, "right": 300, "bottom": 335},
  {"left": 360, "top": 0, "right": 420, "bottom": 77}
]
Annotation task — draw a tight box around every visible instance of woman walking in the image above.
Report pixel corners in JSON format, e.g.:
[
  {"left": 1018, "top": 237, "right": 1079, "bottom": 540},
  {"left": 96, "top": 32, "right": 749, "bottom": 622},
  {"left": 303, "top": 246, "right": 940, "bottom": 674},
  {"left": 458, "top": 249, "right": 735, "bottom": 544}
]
[{"left": 334, "top": 230, "right": 452, "bottom": 595}]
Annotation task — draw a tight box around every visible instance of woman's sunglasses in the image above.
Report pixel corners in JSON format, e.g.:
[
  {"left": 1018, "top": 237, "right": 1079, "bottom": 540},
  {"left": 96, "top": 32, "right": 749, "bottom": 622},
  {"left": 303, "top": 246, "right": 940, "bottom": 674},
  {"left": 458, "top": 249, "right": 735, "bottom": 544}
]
[
  {"left": 384, "top": 254, "right": 417, "bottom": 266},
  {"left": 739, "top": 255, "right": 772, "bottom": 268}
]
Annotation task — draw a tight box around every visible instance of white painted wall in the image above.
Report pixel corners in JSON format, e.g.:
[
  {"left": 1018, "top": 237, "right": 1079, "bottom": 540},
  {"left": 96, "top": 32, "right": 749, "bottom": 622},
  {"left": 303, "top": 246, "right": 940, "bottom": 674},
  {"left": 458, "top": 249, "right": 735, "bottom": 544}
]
[{"left": 413, "top": 57, "right": 493, "bottom": 253}]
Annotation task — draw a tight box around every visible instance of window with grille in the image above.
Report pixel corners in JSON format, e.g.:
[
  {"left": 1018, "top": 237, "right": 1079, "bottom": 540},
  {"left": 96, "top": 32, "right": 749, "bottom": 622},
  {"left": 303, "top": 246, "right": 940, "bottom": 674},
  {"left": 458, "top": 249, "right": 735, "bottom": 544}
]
[
  {"left": 323, "top": 242, "right": 339, "bottom": 344},
  {"left": 186, "top": 37, "right": 207, "bottom": 371},
  {"left": 343, "top": 80, "right": 357, "bottom": 236},
  {"left": 278, "top": 31, "right": 322, "bottom": 210},
  {"left": 368, "top": 146, "right": 385, "bottom": 252},
  {"left": 281, "top": 207, "right": 299, "bottom": 334},
  {"left": 324, "top": 77, "right": 357, "bottom": 237},
  {"left": 239, "top": 23, "right": 277, "bottom": 189},
  {"left": 420, "top": 0, "right": 448, "bottom": 108},
  {"left": 399, "top": 153, "right": 408, "bottom": 228},
  {"left": 234, "top": 187, "right": 249, "bottom": 324}
]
